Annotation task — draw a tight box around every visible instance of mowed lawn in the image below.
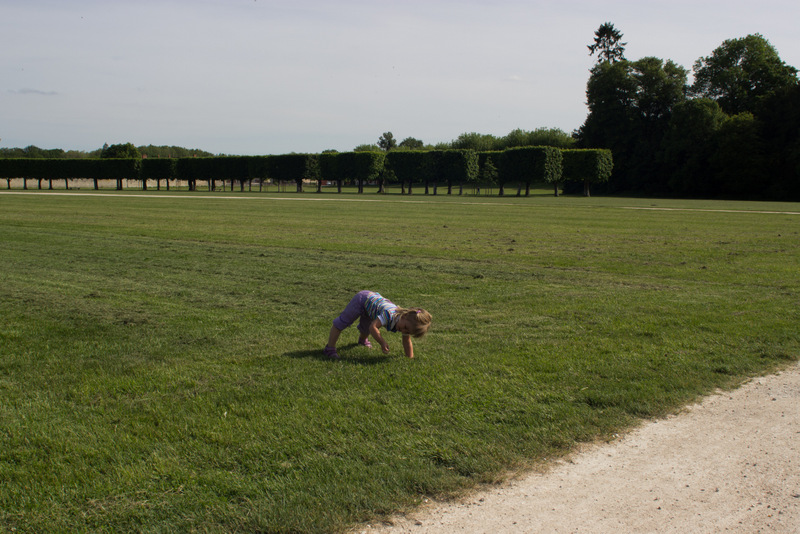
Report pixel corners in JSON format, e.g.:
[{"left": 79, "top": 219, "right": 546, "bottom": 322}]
[{"left": 1, "top": 190, "right": 798, "bottom": 533}]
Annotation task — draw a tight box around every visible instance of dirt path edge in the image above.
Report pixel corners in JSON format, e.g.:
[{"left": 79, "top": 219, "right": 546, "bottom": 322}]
[{"left": 359, "top": 361, "right": 800, "bottom": 533}]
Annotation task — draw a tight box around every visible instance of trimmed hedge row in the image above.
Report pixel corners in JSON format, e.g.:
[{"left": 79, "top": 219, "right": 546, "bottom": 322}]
[
  {"left": 318, "top": 152, "right": 385, "bottom": 193},
  {"left": 561, "top": 149, "right": 613, "bottom": 197},
  {"left": 0, "top": 148, "right": 612, "bottom": 196},
  {"left": 0, "top": 158, "right": 141, "bottom": 190}
]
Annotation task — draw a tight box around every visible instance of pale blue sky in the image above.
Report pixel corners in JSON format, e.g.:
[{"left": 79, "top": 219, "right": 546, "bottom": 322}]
[{"left": 2, "top": 0, "right": 799, "bottom": 155}]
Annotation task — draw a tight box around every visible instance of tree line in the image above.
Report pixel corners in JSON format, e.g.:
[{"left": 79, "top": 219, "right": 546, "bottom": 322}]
[
  {"left": 577, "top": 26, "right": 800, "bottom": 200},
  {"left": 352, "top": 128, "right": 577, "bottom": 153},
  {"left": 0, "top": 146, "right": 611, "bottom": 197},
  {"left": 1, "top": 128, "right": 576, "bottom": 162},
  {"left": 0, "top": 144, "right": 215, "bottom": 160}
]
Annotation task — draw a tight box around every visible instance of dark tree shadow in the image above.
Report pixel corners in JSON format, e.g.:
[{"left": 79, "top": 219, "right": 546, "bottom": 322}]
[{"left": 285, "top": 343, "right": 390, "bottom": 365}]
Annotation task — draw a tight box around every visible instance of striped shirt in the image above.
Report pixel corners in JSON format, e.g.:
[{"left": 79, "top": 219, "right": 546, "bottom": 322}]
[{"left": 364, "top": 292, "right": 399, "bottom": 332}]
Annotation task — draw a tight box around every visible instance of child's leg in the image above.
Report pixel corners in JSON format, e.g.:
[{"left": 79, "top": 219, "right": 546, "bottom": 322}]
[
  {"left": 329, "top": 290, "right": 371, "bottom": 347},
  {"left": 357, "top": 315, "right": 372, "bottom": 344},
  {"left": 326, "top": 326, "right": 342, "bottom": 348}
]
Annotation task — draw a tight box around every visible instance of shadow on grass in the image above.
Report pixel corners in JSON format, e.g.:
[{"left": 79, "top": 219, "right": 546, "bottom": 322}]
[{"left": 286, "top": 343, "right": 390, "bottom": 365}]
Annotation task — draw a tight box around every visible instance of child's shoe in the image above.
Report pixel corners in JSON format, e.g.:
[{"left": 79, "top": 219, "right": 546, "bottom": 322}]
[
  {"left": 323, "top": 346, "right": 340, "bottom": 359},
  {"left": 358, "top": 339, "right": 372, "bottom": 348}
]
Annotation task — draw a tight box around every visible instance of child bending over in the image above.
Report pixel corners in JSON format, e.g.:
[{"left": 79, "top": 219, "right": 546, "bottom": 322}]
[{"left": 324, "top": 290, "right": 431, "bottom": 359}]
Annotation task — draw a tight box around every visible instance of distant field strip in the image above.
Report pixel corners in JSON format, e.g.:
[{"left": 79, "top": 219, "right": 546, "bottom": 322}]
[
  {"left": 0, "top": 190, "right": 517, "bottom": 206},
  {"left": 3, "top": 190, "right": 800, "bottom": 214},
  {"left": 622, "top": 206, "right": 800, "bottom": 215}
]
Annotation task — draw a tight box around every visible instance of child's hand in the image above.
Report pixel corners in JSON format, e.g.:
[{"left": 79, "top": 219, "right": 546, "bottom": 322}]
[{"left": 381, "top": 343, "right": 390, "bottom": 354}]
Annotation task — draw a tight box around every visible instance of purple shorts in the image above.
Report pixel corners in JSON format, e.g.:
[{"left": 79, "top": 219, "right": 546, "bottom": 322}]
[{"left": 333, "top": 290, "right": 373, "bottom": 334}]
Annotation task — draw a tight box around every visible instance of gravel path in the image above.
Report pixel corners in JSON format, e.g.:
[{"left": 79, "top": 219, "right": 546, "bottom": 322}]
[{"left": 360, "top": 362, "right": 800, "bottom": 533}]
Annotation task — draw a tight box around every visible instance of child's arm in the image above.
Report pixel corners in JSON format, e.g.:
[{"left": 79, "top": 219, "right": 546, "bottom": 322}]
[
  {"left": 402, "top": 335, "right": 414, "bottom": 359},
  {"left": 369, "top": 319, "right": 390, "bottom": 354}
]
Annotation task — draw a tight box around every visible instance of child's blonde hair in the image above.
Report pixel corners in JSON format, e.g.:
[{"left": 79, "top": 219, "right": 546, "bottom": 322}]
[{"left": 395, "top": 308, "right": 432, "bottom": 338}]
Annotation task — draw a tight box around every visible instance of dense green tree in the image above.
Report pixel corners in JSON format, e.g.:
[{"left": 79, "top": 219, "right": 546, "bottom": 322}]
[
  {"left": 354, "top": 144, "right": 381, "bottom": 152},
  {"left": 377, "top": 132, "right": 397, "bottom": 151},
  {"left": 138, "top": 145, "right": 213, "bottom": 158},
  {"left": 450, "top": 132, "right": 498, "bottom": 151},
  {"left": 579, "top": 57, "right": 687, "bottom": 192},
  {"left": 1, "top": 144, "right": 212, "bottom": 159},
  {"left": 588, "top": 22, "right": 626, "bottom": 64},
  {"left": 399, "top": 137, "right": 424, "bottom": 150},
  {"left": 691, "top": 34, "right": 798, "bottom": 115},
  {"left": 712, "top": 112, "right": 767, "bottom": 197},
  {"left": 755, "top": 84, "right": 800, "bottom": 198},
  {"left": 0, "top": 146, "right": 65, "bottom": 159},
  {"left": 525, "top": 128, "right": 577, "bottom": 148},
  {"left": 661, "top": 98, "right": 727, "bottom": 196},
  {"left": 578, "top": 60, "right": 638, "bottom": 190},
  {"left": 491, "top": 128, "right": 577, "bottom": 150},
  {"left": 497, "top": 128, "right": 534, "bottom": 150},
  {"left": 101, "top": 142, "right": 141, "bottom": 159},
  {"left": 632, "top": 57, "right": 688, "bottom": 122}
]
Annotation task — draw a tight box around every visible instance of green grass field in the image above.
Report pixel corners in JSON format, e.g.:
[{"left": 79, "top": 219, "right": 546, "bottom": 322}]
[{"left": 1, "top": 190, "right": 798, "bottom": 533}]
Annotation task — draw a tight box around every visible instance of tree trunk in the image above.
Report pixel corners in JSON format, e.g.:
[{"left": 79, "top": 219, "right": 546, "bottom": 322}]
[{"left": 584, "top": 180, "right": 591, "bottom": 197}]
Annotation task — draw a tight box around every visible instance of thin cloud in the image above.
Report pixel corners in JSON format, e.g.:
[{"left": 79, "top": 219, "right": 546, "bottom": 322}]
[{"left": 11, "top": 88, "right": 59, "bottom": 96}]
